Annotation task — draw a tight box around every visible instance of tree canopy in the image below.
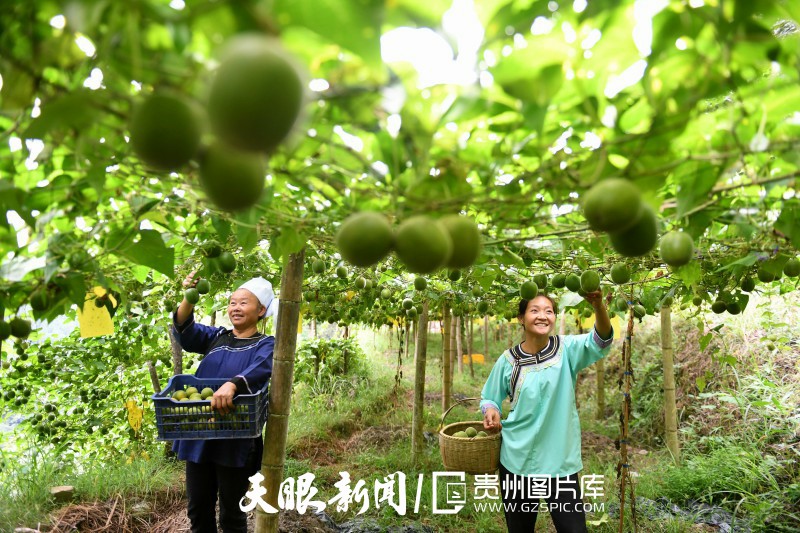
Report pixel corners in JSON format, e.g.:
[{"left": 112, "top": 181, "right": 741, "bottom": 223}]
[{"left": 1, "top": 0, "right": 799, "bottom": 331}]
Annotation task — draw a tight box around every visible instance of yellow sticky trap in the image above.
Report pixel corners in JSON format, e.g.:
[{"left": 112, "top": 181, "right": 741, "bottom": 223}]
[
  {"left": 125, "top": 399, "right": 143, "bottom": 434},
  {"left": 581, "top": 314, "right": 621, "bottom": 339},
  {"left": 76, "top": 287, "right": 118, "bottom": 337},
  {"left": 462, "top": 354, "right": 485, "bottom": 364}
]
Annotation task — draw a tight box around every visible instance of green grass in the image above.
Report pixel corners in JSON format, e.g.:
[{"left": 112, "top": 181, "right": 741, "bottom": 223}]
[{"left": 0, "top": 443, "right": 181, "bottom": 531}]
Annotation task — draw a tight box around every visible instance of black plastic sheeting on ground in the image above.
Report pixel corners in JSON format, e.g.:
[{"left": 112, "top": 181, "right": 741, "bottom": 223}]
[
  {"left": 608, "top": 496, "right": 752, "bottom": 533},
  {"left": 313, "top": 511, "right": 435, "bottom": 533}
]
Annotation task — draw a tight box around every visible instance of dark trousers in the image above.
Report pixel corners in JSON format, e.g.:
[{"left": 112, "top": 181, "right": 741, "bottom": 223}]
[
  {"left": 186, "top": 460, "right": 256, "bottom": 533},
  {"left": 499, "top": 462, "right": 588, "bottom": 533}
]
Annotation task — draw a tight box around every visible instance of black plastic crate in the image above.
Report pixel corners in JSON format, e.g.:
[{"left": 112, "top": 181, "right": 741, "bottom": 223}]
[{"left": 152, "top": 374, "right": 268, "bottom": 440}]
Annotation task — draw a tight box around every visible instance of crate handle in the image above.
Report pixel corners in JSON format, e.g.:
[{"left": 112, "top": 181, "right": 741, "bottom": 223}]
[{"left": 437, "top": 397, "right": 482, "bottom": 432}]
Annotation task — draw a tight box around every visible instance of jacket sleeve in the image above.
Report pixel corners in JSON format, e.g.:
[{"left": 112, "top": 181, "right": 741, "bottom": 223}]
[
  {"left": 480, "top": 354, "right": 511, "bottom": 415},
  {"left": 566, "top": 326, "right": 614, "bottom": 374},
  {"left": 232, "top": 336, "right": 275, "bottom": 394},
  {"left": 171, "top": 310, "right": 225, "bottom": 355}
]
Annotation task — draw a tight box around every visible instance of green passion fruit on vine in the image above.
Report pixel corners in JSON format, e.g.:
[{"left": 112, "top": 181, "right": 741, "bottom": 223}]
[
  {"left": 394, "top": 216, "right": 453, "bottom": 274},
  {"left": 448, "top": 269, "right": 462, "bottom": 281},
  {"left": 312, "top": 259, "right": 326, "bottom": 274},
  {"left": 520, "top": 281, "right": 538, "bottom": 300},
  {"left": 610, "top": 263, "right": 630, "bottom": 284},
  {"left": 199, "top": 142, "right": 266, "bottom": 211},
  {"left": 216, "top": 252, "right": 236, "bottom": 273},
  {"left": 659, "top": 231, "right": 694, "bottom": 267},
  {"left": 336, "top": 266, "right": 348, "bottom": 279},
  {"left": 184, "top": 288, "right": 200, "bottom": 305},
  {"left": 208, "top": 35, "right": 305, "bottom": 153},
  {"left": 438, "top": 215, "right": 482, "bottom": 269},
  {"left": 533, "top": 274, "right": 548, "bottom": 289},
  {"left": 9, "top": 318, "right": 31, "bottom": 339},
  {"left": 129, "top": 92, "right": 201, "bottom": 171},
  {"left": 784, "top": 258, "right": 800, "bottom": 277},
  {"left": 609, "top": 204, "right": 659, "bottom": 258},
  {"left": 565, "top": 274, "right": 581, "bottom": 292},
  {"left": 414, "top": 277, "right": 427, "bottom": 291},
  {"left": 580, "top": 270, "right": 601, "bottom": 292},
  {"left": 740, "top": 277, "right": 756, "bottom": 292},
  {"left": 757, "top": 266, "right": 775, "bottom": 283},
  {"left": 711, "top": 300, "right": 727, "bottom": 314},
  {"left": 335, "top": 212, "right": 394, "bottom": 267},
  {"left": 582, "top": 178, "right": 644, "bottom": 232},
  {"left": 551, "top": 273, "right": 567, "bottom": 288},
  {"left": 195, "top": 279, "right": 210, "bottom": 295},
  {"left": 477, "top": 301, "right": 489, "bottom": 314}
]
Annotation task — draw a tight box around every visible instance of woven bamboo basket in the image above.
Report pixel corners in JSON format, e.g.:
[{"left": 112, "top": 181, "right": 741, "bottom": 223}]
[{"left": 438, "top": 397, "right": 501, "bottom": 474}]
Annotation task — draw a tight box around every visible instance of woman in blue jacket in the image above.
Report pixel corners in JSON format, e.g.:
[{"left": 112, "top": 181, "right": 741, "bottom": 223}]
[
  {"left": 481, "top": 292, "right": 613, "bottom": 533},
  {"left": 173, "top": 272, "right": 278, "bottom": 533}
]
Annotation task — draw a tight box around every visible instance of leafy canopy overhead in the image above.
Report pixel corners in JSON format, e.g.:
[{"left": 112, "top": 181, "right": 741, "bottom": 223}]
[{"left": 0, "top": 0, "right": 799, "bottom": 326}]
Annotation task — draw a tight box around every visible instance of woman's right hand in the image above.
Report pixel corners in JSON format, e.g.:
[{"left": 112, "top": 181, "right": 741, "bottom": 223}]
[
  {"left": 483, "top": 406, "right": 501, "bottom": 433},
  {"left": 182, "top": 270, "right": 199, "bottom": 289}
]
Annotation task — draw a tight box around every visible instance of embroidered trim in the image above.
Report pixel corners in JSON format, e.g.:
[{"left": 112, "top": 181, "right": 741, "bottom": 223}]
[
  {"left": 507, "top": 337, "right": 562, "bottom": 410},
  {"left": 592, "top": 326, "right": 614, "bottom": 348}
]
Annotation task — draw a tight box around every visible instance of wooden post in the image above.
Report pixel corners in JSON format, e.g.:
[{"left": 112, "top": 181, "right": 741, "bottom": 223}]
[
  {"left": 442, "top": 303, "right": 452, "bottom": 413},
  {"left": 455, "top": 316, "right": 463, "bottom": 375},
  {"left": 411, "top": 300, "right": 430, "bottom": 465},
  {"left": 618, "top": 305, "right": 638, "bottom": 533},
  {"left": 661, "top": 304, "right": 680, "bottom": 464},
  {"left": 169, "top": 328, "right": 182, "bottom": 376},
  {"left": 483, "top": 315, "right": 489, "bottom": 360},
  {"left": 596, "top": 357, "right": 606, "bottom": 420},
  {"left": 255, "top": 249, "right": 305, "bottom": 533},
  {"left": 404, "top": 321, "right": 410, "bottom": 361},
  {"left": 468, "top": 316, "right": 475, "bottom": 379},
  {"left": 147, "top": 360, "right": 160, "bottom": 393}
]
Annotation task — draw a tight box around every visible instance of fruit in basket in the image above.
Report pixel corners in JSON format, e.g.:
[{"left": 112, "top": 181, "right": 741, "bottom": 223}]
[
  {"left": 189, "top": 393, "right": 203, "bottom": 400},
  {"left": 465, "top": 426, "right": 478, "bottom": 438},
  {"left": 201, "top": 387, "right": 214, "bottom": 399},
  {"left": 173, "top": 390, "right": 187, "bottom": 400},
  {"left": 453, "top": 431, "right": 468, "bottom": 438},
  {"left": 186, "top": 387, "right": 199, "bottom": 396},
  {"left": 477, "top": 431, "right": 488, "bottom": 438}
]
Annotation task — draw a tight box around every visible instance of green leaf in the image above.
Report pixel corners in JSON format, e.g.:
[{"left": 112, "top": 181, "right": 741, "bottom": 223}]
[
  {"left": 270, "top": 227, "right": 306, "bottom": 262},
  {"left": 115, "top": 229, "right": 174, "bottom": 277},
  {"left": 674, "top": 162, "right": 721, "bottom": 218},
  {"left": 673, "top": 261, "right": 702, "bottom": 287},
  {"left": 234, "top": 210, "right": 260, "bottom": 253},
  {"left": 273, "top": 0, "right": 385, "bottom": 70},
  {"left": 774, "top": 199, "right": 800, "bottom": 249},
  {"left": 24, "top": 90, "right": 100, "bottom": 139},
  {"left": 696, "top": 375, "right": 706, "bottom": 392},
  {"left": 698, "top": 332, "right": 713, "bottom": 351},
  {"left": 715, "top": 253, "right": 759, "bottom": 272}
]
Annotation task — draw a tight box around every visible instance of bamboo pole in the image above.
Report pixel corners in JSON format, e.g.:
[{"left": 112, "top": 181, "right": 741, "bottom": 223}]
[
  {"left": 596, "top": 358, "right": 606, "bottom": 420},
  {"left": 617, "top": 306, "right": 637, "bottom": 533},
  {"left": 661, "top": 304, "right": 680, "bottom": 464},
  {"left": 455, "top": 316, "right": 463, "bottom": 375},
  {"left": 255, "top": 248, "right": 305, "bottom": 533},
  {"left": 449, "top": 313, "right": 457, "bottom": 384},
  {"left": 169, "top": 328, "right": 182, "bottom": 376},
  {"left": 442, "top": 302, "right": 452, "bottom": 413},
  {"left": 411, "top": 301, "right": 430, "bottom": 465},
  {"left": 467, "top": 316, "right": 475, "bottom": 378},
  {"left": 147, "top": 360, "right": 160, "bottom": 393},
  {"left": 404, "top": 321, "right": 410, "bottom": 361},
  {"left": 483, "top": 315, "right": 489, "bottom": 360}
]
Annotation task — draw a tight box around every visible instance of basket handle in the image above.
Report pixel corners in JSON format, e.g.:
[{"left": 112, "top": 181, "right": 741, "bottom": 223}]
[{"left": 437, "top": 397, "right": 482, "bottom": 432}]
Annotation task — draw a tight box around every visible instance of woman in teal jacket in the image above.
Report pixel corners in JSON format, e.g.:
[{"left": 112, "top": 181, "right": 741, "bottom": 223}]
[{"left": 481, "top": 292, "right": 613, "bottom": 533}]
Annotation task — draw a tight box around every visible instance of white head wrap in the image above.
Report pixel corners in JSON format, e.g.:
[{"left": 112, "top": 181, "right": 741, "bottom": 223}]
[{"left": 237, "top": 277, "right": 279, "bottom": 318}]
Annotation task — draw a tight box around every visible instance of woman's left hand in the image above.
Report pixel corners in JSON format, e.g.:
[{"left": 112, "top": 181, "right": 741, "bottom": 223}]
[
  {"left": 211, "top": 381, "right": 237, "bottom": 415},
  {"left": 583, "top": 290, "right": 605, "bottom": 309}
]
